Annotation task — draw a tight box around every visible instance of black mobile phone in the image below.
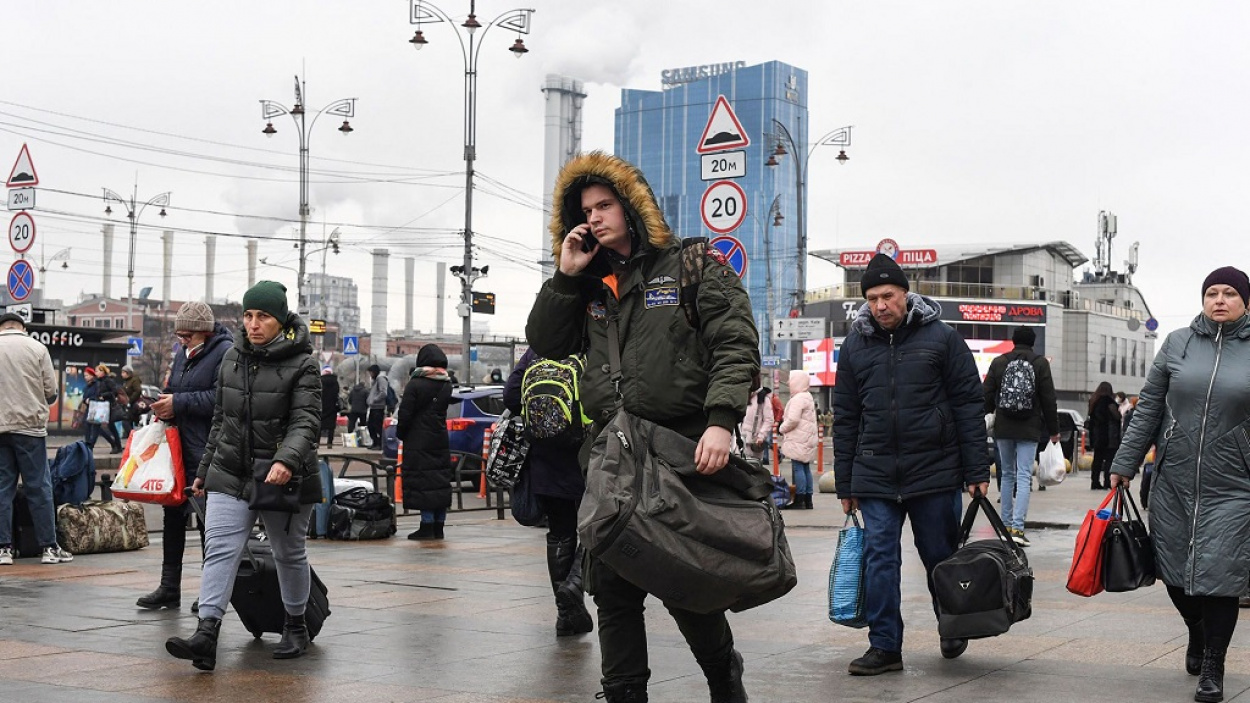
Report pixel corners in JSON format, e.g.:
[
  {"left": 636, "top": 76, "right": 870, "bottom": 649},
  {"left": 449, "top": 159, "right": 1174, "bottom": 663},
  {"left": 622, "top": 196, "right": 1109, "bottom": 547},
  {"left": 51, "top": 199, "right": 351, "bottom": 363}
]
[{"left": 581, "top": 227, "right": 599, "bottom": 253}]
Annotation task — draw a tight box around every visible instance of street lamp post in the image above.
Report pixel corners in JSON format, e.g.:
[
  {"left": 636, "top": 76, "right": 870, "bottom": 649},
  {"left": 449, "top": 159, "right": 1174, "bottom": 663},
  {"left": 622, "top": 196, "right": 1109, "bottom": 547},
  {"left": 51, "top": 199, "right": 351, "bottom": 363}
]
[
  {"left": 766, "top": 120, "right": 852, "bottom": 315},
  {"left": 406, "top": 0, "right": 534, "bottom": 383},
  {"left": 259, "top": 76, "right": 356, "bottom": 316},
  {"left": 757, "top": 195, "right": 784, "bottom": 356},
  {"left": 102, "top": 185, "right": 170, "bottom": 331}
]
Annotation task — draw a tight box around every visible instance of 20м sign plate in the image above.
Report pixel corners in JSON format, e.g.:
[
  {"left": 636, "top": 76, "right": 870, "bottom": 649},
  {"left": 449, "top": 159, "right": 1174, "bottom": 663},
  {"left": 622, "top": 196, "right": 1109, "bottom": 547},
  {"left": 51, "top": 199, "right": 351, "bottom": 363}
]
[{"left": 701, "top": 180, "right": 747, "bottom": 234}]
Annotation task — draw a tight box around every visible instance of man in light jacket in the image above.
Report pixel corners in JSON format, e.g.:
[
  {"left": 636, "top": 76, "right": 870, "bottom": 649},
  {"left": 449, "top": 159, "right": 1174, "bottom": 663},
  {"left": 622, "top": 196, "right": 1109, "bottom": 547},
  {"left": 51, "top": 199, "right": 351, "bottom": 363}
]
[{"left": 0, "top": 312, "right": 73, "bottom": 565}]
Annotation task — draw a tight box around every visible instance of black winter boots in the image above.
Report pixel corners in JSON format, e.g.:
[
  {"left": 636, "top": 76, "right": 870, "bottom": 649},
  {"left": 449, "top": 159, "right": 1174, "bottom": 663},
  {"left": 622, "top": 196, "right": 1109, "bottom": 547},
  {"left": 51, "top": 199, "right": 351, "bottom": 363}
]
[
  {"left": 136, "top": 565, "right": 181, "bottom": 609},
  {"left": 407, "top": 522, "right": 445, "bottom": 540},
  {"left": 700, "top": 648, "right": 748, "bottom": 703},
  {"left": 1196, "top": 645, "right": 1227, "bottom": 702},
  {"left": 548, "top": 536, "right": 593, "bottom": 636},
  {"left": 273, "top": 612, "right": 310, "bottom": 659},
  {"left": 165, "top": 617, "right": 221, "bottom": 671}
]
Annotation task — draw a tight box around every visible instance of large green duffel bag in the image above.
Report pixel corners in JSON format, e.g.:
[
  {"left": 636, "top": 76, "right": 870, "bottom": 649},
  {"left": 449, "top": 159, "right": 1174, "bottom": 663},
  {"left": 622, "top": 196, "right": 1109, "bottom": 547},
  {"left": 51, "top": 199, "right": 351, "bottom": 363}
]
[
  {"left": 56, "top": 500, "right": 149, "bottom": 555},
  {"left": 577, "top": 409, "right": 797, "bottom": 614}
]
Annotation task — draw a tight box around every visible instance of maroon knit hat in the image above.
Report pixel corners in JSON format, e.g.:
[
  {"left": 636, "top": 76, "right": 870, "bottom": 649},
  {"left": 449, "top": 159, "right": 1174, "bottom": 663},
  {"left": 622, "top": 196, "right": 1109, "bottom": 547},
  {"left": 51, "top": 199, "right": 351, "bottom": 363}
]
[{"left": 1201, "top": 266, "right": 1250, "bottom": 306}]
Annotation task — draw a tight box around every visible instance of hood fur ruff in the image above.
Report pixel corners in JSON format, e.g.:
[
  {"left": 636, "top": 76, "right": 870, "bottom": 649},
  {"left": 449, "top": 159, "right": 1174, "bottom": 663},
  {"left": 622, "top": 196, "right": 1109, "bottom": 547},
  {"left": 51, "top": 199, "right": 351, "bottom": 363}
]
[{"left": 548, "top": 151, "right": 675, "bottom": 265}]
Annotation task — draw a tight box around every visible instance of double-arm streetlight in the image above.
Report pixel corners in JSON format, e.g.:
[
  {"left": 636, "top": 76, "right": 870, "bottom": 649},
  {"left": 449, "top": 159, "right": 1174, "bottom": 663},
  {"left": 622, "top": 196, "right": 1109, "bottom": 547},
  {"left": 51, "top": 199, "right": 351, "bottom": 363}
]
[
  {"left": 766, "top": 121, "right": 851, "bottom": 315},
  {"left": 752, "top": 195, "right": 784, "bottom": 355},
  {"left": 406, "top": 0, "right": 534, "bottom": 382},
  {"left": 102, "top": 185, "right": 170, "bottom": 330},
  {"left": 259, "top": 76, "right": 356, "bottom": 315}
]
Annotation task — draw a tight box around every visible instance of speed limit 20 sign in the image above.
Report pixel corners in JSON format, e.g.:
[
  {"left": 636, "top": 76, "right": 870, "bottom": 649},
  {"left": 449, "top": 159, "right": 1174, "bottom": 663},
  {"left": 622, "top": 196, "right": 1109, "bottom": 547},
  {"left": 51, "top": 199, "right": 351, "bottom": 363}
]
[
  {"left": 700, "top": 180, "right": 747, "bottom": 235},
  {"left": 8, "top": 211, "right": 35, "bottom": 255}
]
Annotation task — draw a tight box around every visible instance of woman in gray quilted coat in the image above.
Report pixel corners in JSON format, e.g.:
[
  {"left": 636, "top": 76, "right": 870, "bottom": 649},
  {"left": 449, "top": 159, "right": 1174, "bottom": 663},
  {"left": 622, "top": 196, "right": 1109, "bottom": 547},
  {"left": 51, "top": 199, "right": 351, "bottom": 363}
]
[
  {"left": 1110, "top": 266, "right": 1250, "bottom": 703},
  {"left": 165, "top": 281, "right": 322, "bottom": 671}
]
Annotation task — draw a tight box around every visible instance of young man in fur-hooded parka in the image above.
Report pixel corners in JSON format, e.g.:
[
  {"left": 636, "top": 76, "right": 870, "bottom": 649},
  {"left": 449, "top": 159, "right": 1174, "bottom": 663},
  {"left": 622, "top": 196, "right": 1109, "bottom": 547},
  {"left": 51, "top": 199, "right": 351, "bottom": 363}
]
[{"left": 526, "top": 151, "right": 760, "bottom": 703}]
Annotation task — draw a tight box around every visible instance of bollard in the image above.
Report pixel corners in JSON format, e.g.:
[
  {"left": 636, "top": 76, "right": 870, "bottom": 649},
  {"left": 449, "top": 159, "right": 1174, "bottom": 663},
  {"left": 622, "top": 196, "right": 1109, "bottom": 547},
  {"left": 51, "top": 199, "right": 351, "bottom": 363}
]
[
  {"left": 394, "top": 441, "right": 404, "bottom": 509},
  {"left": 99, "top": 474, "right": 114, "bottom": 502},
  {"left": 479, "top": 424, "right": 494, "bottom": 498},
  {"left": 817, "top": 425, "right": 825, "bottom": 473}
]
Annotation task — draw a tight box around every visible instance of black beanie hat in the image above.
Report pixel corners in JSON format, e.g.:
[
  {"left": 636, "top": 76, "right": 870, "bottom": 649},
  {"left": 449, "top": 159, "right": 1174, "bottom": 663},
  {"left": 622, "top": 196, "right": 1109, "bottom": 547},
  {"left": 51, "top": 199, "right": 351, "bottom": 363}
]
[
  {"left": 1011, "top": 326, "right": 1036, "bottom": 347},
  {"left": 861, "top": 253, "right": 910, "bottom": 298},
  {"left": 242, "top": 280, "right": 290, "bottom": 321},
  {"left": 1201, "top": 266, "right": 1250, "bottom": 306}
]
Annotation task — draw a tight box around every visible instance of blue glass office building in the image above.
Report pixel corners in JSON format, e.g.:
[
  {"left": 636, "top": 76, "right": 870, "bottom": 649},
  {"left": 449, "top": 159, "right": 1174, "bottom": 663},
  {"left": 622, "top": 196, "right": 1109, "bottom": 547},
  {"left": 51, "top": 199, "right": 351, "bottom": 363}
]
[{"left": 615, "top": 61, "right": 808, "bottom": 354}]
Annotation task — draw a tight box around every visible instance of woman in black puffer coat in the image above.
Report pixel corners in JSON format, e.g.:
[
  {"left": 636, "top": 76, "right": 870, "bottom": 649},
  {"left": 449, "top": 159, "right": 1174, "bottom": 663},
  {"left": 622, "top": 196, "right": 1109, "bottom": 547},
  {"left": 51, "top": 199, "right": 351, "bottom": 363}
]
[
  {"left": 165, "top": 281, "right": 322, "bottom": 670},
  {"left": 397, "top": 344, "right": 453, "bottom": 540},
  {"left": 1087, "top": 381, "right": 1120, "bottom": 490}
]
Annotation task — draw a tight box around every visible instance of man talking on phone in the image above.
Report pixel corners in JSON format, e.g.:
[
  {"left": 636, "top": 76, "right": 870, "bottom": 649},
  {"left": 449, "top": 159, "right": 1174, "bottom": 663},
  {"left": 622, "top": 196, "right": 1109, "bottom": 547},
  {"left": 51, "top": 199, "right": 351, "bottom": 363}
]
[{"left": 526, "top": 151, "right": 759, "bottom": 703}]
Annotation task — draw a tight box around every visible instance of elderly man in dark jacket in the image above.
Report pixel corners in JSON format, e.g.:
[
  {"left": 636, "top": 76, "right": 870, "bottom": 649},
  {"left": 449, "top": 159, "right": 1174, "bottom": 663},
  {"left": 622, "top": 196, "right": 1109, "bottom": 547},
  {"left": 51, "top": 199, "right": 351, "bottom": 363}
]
[
  {"left": 138, "top": 301, "right": 231, "bottom": 610},
  {"left": 833, "top": 253, "right": 990, "bottom": 676},
  {"left": 982, "top": 326, "right": 1060, "bottom": 548}
]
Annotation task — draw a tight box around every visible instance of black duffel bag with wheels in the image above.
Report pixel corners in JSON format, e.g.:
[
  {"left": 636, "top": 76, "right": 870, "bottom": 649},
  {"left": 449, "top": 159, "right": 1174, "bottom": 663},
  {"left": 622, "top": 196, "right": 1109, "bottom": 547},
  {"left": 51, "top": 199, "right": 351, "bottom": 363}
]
[
  {"left": 577, "top": 409, "right": 798, "bottom": 614},
  {"left": 933, "top": 492, "right": 1033, "bottom": 640}
]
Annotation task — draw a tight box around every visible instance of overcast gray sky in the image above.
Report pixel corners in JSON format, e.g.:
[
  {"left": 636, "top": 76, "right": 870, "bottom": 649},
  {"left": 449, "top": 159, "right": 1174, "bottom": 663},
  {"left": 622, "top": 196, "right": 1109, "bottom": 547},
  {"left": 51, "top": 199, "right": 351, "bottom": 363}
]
[{"left": 4, "top": 1, "right": 1246, "bottom": 339}]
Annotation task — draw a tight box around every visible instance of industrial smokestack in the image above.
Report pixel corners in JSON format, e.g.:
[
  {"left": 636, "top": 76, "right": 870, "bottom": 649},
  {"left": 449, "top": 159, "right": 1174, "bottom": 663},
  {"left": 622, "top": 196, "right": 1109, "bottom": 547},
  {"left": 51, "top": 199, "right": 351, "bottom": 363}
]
[
  {"left": 102, "top": 223, "right": 115, "bottom": 299},
  {"left": 246, "top": 240, "right": 258, "bottom": 288},
  {"left": 205, "top": 235, "right": 216, "bottom": 303},
  {"left": 436, "top": 261, "right": 446, "bottom": 335},
  {"left": 404, "top": 257, "right": 415, "bottom": 336},
  {"left": 371, "top": 249, "right": 389, "bottom": 358},
  {"left": 162, "top": 230, "right": 173, "bottom": 305},
  {"left": 541, "top": 75, "right": 586, "bottom": 281}
]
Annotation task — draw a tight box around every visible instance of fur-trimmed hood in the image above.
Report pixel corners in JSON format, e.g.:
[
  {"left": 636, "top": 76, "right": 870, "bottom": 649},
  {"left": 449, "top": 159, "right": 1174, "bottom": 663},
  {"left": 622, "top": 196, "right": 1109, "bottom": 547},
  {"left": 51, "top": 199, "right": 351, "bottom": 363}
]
[
  {"left": 549, "top": 151, "right": 675, "bottom": 266},
  {"left": 850, "top": 292, "right": 943, "bottom": 336}
]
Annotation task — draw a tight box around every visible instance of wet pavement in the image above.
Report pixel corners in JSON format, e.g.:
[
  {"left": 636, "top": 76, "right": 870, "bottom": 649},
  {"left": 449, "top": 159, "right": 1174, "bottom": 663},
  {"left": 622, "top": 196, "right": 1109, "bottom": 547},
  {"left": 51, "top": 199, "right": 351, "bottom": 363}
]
[{"left": 2, "top": 461, "right": 1249, "bottom": 702}]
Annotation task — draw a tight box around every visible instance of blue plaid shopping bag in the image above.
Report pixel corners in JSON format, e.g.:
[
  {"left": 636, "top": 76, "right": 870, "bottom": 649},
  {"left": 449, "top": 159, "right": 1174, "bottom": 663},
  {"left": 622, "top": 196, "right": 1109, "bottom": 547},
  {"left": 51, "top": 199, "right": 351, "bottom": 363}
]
[{"left": 828, "top": 511, "right": 868, "bottom": 628}]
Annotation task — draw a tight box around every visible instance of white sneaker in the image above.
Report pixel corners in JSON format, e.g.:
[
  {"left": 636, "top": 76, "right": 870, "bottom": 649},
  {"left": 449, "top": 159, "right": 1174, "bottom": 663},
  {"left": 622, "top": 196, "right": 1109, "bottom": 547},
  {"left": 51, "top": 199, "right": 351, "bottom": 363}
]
[
  {"left": 41, "top": 546, "right": 73, "bottom": 564},
  {"left": 0, "top": 547, "right": 13, "bottom": 565}
]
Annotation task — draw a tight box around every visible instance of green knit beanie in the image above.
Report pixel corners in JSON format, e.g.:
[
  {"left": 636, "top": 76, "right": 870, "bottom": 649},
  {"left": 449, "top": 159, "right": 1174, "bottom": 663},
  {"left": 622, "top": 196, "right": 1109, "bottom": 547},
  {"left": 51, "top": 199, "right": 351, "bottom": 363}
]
[{"left": 242, "top": 280, "right": 290, "bottom": 321}]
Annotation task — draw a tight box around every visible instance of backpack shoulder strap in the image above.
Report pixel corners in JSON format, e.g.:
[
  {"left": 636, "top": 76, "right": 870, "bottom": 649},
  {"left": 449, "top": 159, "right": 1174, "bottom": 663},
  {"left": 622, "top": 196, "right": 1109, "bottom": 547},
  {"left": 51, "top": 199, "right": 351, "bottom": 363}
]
[{"left": 678, "top": 237, "right": 708, "bottom": 329}]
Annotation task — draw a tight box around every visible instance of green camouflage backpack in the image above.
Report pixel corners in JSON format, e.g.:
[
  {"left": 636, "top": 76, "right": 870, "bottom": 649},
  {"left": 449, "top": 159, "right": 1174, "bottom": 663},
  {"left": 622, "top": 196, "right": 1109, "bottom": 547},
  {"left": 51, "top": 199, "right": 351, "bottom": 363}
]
[{"left": 521, "top": 355, "right": 588, "bottom": 446}]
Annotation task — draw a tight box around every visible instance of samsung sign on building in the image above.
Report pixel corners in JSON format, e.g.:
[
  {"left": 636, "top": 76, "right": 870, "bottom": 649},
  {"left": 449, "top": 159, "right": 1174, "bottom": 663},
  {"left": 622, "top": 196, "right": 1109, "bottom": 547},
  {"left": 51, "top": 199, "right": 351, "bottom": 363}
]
[{"left": 661, "top": 61, "right": 747, "bottom": 88}]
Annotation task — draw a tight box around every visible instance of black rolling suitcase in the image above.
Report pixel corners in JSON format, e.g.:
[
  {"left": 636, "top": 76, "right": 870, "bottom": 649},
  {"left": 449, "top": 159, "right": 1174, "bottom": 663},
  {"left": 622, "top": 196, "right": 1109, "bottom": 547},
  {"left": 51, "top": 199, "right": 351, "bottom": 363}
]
[{"left": 187, "top": 491, "right": 331, "bottom": 640}]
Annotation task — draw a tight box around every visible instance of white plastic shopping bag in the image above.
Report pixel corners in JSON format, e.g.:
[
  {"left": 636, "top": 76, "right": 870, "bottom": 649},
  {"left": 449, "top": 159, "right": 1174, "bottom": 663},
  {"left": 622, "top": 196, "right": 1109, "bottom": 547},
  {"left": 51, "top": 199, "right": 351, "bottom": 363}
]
[
  {"left": 112, "top": 421, "right": 187, "bottom": 506},
  {"left": 1038, "top": 441, "right": 1066, "bottom": 487}
]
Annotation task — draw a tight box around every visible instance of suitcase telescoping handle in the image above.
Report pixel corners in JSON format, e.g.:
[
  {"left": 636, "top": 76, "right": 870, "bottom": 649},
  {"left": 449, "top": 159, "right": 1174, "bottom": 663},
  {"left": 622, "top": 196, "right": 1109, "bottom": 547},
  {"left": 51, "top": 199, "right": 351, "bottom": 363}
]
[{"left": 181, "top": 487, "right": 264, "bottom": 571}]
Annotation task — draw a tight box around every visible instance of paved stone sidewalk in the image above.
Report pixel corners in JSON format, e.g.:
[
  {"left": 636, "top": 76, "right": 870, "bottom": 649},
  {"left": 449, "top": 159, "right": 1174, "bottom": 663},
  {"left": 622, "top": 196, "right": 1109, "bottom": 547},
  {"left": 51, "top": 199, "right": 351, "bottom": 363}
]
[{"left": 1, "top": 471, "right": 1247, "bottom": 702}]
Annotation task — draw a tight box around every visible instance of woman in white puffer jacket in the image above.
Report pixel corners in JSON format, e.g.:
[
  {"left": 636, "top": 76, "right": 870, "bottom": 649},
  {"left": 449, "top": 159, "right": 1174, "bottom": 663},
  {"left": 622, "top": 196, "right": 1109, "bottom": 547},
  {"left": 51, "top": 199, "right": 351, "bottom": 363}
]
[{"left": 779, "top": 371, "right": 819, "bottom": 509}]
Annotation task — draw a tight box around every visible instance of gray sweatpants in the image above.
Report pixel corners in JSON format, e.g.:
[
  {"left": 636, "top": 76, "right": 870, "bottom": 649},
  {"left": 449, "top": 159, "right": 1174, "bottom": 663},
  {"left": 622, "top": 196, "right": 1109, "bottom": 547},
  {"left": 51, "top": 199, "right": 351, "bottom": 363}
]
[{"left": 197, "top": 491, "right": 313, "bottom": 622}]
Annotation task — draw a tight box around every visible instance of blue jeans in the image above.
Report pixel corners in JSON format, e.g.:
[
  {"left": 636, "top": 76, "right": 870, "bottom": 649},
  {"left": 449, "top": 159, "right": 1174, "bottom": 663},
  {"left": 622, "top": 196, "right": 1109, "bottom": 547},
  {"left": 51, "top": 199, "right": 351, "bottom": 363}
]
[
  {"left": 997, "top": 439, "right": 1037, "bottom": 531},
  {"left": 858, "top": 490, "right": 962, "bottom": 652},
  {"left": 0, "top": 433, "right": 58, "bottom": 548},
  {"left": 421, "top": 508, "right": 447, "bottom": 523},
  {"left": 84, "top": 421, "right": 120, "bottom": 451},
  {"left": 791, "top": 460, "right": 812, "bottom": 495}
]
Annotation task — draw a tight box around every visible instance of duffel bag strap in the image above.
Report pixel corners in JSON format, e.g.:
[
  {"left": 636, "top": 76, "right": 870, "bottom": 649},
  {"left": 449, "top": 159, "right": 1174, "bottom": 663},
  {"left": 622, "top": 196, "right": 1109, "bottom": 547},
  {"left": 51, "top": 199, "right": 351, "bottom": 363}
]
[
  {"left": 606, "top": 316, "right": 624, "bottom": 411},
  {"left": 959, "top": 490, "right": 1027, "bottom": 560}
]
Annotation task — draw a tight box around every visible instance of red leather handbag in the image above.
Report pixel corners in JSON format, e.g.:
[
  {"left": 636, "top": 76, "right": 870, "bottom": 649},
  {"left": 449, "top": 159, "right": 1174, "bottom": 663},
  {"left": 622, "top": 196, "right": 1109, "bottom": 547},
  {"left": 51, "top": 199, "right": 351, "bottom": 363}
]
[{"left": 1066, "top": 489, "right": 1117, "bottom": 597}]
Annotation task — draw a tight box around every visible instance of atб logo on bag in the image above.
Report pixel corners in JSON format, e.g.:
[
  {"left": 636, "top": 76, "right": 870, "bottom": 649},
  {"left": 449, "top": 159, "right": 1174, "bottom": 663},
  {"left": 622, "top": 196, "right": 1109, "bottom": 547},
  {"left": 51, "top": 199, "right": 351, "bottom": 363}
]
[{"left": 959, "top": 580, "right": 972, "bottom": 590}]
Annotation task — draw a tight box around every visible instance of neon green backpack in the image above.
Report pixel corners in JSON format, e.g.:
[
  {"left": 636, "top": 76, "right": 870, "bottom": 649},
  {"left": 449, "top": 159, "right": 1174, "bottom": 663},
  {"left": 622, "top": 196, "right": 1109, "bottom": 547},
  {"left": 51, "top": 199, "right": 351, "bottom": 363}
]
[{"left": 521, "top": 355, "right": 588, "bottom": 445}]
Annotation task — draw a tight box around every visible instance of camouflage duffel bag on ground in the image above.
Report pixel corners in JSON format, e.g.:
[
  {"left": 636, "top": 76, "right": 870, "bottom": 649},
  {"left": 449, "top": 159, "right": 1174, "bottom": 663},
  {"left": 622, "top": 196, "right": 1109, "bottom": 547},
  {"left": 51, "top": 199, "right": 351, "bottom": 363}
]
[{"left": 56, "top": 501, "right": 150, "bottom": 554}]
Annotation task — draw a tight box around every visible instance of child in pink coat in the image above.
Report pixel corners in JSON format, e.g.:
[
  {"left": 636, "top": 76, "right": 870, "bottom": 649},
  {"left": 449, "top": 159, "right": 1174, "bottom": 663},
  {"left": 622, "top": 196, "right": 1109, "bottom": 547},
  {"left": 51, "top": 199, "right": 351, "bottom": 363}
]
[{"left": 779, "top": 371, "right": 818, "bottom": 509}]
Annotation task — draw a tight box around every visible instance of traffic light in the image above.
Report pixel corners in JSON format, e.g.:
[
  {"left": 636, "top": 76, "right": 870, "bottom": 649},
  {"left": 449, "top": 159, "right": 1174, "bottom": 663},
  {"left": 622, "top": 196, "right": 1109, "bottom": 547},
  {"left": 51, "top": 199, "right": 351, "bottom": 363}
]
[{"left": 470, "top": 291, "right": 496, "bottom": 314}]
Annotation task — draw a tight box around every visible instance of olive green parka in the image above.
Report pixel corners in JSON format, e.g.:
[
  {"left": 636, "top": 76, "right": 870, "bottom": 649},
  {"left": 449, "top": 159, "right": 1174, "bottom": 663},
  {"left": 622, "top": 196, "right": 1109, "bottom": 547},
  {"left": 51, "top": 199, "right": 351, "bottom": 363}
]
[
  {"left": 525, "top": 151, "right": 760, "bottom": 441},
  {"left": 197, "top": 313, "right": 323, "bottom": 504}
]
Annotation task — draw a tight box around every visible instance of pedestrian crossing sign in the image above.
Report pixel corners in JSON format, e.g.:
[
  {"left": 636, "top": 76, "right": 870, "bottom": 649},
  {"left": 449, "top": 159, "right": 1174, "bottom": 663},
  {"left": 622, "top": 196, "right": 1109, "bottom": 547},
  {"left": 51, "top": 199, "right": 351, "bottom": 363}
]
[
  {"left": 342, "top": 335, "right": 359, "bottom": 356},
  {"left": 127, "top": 337, "right": 143, "bottom": 357}
]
